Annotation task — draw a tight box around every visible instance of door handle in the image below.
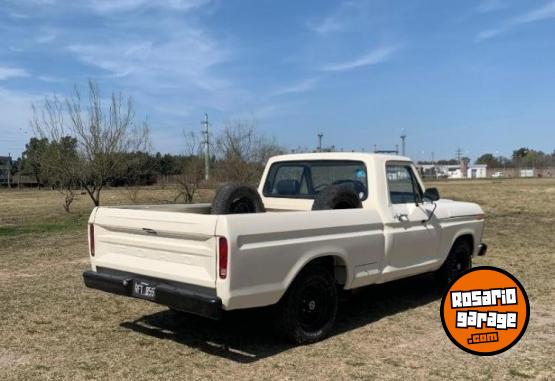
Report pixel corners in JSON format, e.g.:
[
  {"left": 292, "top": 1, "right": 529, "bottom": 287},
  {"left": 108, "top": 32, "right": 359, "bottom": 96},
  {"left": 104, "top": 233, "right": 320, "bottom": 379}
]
[{"left": 395, "top": 213, "right": 409, "bottom": 222}]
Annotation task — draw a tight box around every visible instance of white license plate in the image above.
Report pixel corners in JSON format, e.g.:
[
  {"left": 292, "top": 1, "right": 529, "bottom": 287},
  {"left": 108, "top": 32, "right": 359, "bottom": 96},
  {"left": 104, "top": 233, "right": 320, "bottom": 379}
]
[{"left": 132, "top": 280, "right": 156, "bottom": 300}]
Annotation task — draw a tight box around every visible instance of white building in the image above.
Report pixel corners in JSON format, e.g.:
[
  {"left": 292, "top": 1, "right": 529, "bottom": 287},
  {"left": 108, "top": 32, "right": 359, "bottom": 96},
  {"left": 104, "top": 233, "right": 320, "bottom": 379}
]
[
  {"left": 467, "top": 164, "right": 487, "bottom": 179},
  {"left": 416, "top": 163, "right": 488, "bottom": 179},
  {"left": 520, "top": 169, "right": 534, "bottom": 177}
]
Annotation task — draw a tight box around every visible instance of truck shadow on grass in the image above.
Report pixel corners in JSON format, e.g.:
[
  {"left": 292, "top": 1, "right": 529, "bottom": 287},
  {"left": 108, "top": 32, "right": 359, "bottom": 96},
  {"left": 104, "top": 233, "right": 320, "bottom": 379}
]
[{"left": 120, "top": 273, "right": 442, "bottom": 363}]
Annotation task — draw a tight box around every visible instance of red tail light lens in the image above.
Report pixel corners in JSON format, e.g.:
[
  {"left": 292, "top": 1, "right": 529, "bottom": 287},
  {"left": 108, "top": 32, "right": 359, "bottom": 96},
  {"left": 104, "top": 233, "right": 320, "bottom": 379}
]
[
  {"left": 89, "top": 224, "right": 95, "bottom": 257},
  {"left": 218, "top": 237, "right": 228, "bottom": 279}
]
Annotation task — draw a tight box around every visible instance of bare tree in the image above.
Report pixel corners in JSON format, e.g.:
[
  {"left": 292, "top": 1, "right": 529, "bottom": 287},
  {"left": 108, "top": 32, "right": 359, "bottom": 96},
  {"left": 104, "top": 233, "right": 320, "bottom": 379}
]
[
  {"left": 216, "top": 119, "right": 283, "bottom": 183},
  {"left": 174, "top": 131, "right": 204, "bottom": 203},
  {"left": 33, "top": 80, "right": 150, "bottom": 206},
  {"left": 30, "top": 96, "right": 81, "bottom": 212}
]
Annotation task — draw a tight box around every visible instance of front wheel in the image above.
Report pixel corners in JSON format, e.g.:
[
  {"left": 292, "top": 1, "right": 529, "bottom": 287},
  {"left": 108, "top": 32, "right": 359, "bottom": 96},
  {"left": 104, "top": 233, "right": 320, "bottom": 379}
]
[
  {"left": 274, "top": 266, "right": 338, "bottom": 344},
  {"left": 436, "top": 240, "right": 472, "bottom": 288}
]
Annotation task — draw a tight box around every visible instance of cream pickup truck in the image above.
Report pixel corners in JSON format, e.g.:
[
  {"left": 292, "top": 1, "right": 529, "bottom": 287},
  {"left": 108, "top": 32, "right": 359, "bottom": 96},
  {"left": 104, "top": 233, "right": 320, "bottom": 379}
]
[{"left": 83, "top": 153, "right": 487, "bottom": 344}]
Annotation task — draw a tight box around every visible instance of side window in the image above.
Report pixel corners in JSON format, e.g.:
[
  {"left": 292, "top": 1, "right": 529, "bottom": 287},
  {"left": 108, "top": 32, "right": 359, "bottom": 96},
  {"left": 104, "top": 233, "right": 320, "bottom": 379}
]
[{"left": 386, "top": 165, "right": 422, "bottom": 204}]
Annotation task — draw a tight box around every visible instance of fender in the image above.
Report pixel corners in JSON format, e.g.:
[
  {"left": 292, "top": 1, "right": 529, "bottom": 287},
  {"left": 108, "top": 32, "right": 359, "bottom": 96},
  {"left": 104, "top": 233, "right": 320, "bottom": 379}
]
[
  {"left": 281, "top": 250, "right": 352, "bottom": 298},
  {"left": 441, "top": 229, "right": 476, "bottom": 265}
]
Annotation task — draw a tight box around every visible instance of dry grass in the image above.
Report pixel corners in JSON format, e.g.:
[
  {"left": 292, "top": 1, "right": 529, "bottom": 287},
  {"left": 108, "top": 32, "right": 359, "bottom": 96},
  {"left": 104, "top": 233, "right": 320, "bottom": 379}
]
[{"left": 1, "top": 179, "right": 554, "bottom": 380}]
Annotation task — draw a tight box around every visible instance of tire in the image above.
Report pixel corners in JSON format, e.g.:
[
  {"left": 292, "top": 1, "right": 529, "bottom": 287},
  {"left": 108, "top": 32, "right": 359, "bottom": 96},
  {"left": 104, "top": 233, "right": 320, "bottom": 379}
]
[
  {"left": 312, "top": 184, "right": 362, "bottom": 211},
  {"left": 211, "top": 183, "right": 265, "bottom": 215},
  {"left": 274, "top": 265, "right": 338, "bottom": 344},
  {"left": 436, "top": 239, "right": 472, "bottom": 288}
]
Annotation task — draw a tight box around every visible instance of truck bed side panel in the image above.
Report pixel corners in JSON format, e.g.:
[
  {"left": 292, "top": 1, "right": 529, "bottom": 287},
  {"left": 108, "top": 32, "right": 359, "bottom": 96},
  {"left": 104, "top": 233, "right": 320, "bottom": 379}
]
[{"left": 216, "top": 208, "right": 384, "bottom": 309}]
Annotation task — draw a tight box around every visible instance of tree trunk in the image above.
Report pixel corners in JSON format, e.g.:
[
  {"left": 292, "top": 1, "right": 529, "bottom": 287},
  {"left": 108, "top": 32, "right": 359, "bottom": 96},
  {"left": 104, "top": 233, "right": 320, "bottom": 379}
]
[{"left": 84, "top": 186, "right": 101, "bottom": 206}]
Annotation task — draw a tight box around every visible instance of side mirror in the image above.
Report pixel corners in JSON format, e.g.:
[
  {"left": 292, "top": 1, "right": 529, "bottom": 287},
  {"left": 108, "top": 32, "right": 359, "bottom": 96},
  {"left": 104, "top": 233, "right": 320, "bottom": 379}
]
[{"left": 423, "top": 187, "right": 440, "bottom": 201}]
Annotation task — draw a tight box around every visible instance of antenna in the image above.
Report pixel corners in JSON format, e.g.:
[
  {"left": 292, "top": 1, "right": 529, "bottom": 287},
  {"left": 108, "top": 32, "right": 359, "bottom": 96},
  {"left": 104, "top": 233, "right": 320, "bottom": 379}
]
[
  {"left": 201, "top": 113, "right": 210, "bottom": 181},
  {"left": 400, "top": 129, "right": 407, "bottom": 156},
  {"left": 317, "top": 132, "right": 323, "bottom": 152}
]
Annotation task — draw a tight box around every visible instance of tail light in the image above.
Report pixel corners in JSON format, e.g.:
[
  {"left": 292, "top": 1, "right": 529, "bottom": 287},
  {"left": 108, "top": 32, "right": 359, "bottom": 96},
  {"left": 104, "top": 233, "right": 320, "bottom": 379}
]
[
  {"left": 89, "top": 224, "right": 95, "bottom": 257},
  {"left": 218, "top": 237, "right": 228, "bottom": 279}
]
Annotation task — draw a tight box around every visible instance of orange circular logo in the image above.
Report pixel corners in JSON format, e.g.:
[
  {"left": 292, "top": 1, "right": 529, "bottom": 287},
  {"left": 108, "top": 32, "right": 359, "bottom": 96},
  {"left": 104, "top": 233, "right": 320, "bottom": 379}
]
[{"left": 440, "top": 266, "right": 529, "bottom": 356}]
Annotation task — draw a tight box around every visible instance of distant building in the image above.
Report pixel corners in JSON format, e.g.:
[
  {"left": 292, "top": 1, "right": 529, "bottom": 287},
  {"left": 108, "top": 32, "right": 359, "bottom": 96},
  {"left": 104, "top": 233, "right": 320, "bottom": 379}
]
[
  {"left": 468, "top": 164, "right": 487, "bottom": 179},
  {"left": 520, "top": 168, "right": 534, "bottom": 177},
  {"left": 0, "top": 156, "right": 12, "bottom": 186},
  {"left": 417, "top": 163, "right": 488, "bottom": 179}
]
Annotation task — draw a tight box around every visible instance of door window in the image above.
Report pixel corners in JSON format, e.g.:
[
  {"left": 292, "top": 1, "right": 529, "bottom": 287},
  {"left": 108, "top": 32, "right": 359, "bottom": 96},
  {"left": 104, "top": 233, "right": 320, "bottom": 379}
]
[{"left": 386, "top": 164, "right": 423, "bottom": 204}]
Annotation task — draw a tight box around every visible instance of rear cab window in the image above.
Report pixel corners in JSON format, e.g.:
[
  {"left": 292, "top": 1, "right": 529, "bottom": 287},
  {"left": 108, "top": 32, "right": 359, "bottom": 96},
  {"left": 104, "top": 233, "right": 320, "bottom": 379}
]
[{"left": 263, "top": 160, "right": 368, "bottom": 200}]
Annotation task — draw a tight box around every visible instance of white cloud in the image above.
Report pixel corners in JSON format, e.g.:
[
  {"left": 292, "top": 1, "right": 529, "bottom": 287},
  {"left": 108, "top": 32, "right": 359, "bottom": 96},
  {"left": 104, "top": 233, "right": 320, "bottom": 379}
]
[
  {"left": 38, "top": 75, "right": 65, "bottom": 83},
  {"left": 511, "top": 1, "right": 555, "bottom": 25},
  {"left": 477, "top": 0, "right": 506, "bottom": 13},
  {"left": 308, "top": 16, "right": 343, "bottom": 34},
  {"left": 87, "top": 0, "right": 210, "bottom": 13},
  {"left": 476, "top": 1, "right": 555, "bottom": 41},
  {"left": 67, "top": 28, "right": 229, "bottom": 91},
  {"left": 321, "top": 46, "right": 396, "bottom": 72},
  {"left": 0, "top": 67, "right": 30, "bottom": 80},
  {"left": 475, "top": 28, "right": 503, "bottom": 41},
  {"left": 272, "top": 78, "right": 319, "bottom": 96},
  {"left": 35, "top": 33, "right": 56, "bottom": 44},
  {"left": 307, "top": 1, "right": 360, "bottom": 35}
]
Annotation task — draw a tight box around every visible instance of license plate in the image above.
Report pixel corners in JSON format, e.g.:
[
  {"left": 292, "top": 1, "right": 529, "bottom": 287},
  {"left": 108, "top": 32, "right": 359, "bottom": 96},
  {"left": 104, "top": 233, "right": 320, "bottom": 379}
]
[{"left": 132, "top": 280, "right": 156, "bottom": 300}]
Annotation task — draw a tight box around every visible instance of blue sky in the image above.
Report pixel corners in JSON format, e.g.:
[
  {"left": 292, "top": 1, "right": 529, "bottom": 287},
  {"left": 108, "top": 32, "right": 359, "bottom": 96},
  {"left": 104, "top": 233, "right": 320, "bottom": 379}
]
[{"left": 0, "top": 0, "right": 554, "bottom": 161}]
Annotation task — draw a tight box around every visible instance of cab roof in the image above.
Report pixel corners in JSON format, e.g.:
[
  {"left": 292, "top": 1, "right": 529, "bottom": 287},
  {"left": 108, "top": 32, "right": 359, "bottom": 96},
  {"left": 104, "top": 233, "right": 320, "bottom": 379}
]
[{"left": 267, "top": 152, "right": 412, "bottom": 165}]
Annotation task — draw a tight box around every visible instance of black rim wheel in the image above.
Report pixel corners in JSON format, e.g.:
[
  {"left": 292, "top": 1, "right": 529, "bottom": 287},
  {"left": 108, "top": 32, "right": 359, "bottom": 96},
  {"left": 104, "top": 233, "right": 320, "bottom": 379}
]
[
  {"left": 296, "top": 278, "right": 332, "bottom": 333},
  {"left": 447, "top": 244, "right": 471, "bottom": 283}
]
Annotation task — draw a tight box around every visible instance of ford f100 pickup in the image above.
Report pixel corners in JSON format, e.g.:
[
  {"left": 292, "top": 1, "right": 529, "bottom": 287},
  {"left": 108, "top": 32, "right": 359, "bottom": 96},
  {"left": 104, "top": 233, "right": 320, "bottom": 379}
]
[{"left": 83, "top": 152, "right": 486, "bottom": 343}]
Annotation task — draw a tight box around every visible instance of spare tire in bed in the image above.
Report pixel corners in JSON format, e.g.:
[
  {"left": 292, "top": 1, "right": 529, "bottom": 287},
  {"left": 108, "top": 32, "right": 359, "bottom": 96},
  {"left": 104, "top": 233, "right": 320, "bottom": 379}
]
[
  {"left": 211, "top": 183, "right": 266, "bottom": 214},
  {"left": 312, "top": 183, "right": 362, "bottom": 210}
]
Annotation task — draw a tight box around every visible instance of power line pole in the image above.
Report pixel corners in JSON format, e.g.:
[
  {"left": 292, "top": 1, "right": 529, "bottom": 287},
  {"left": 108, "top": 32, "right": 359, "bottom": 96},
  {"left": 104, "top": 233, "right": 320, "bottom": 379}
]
[
  {"left": 400, "top": 130, "right": 407, "bottom": 156},
  {"left": 201, "top": 113, "right": 210, "bottom": 181},
  {"left": 317, "top": 132, "right": 323, "bottom": 152},
  {"left": 456, "top": 148, "right": 462, "bottom": 163},
  {"left": 7, "top": 153, "right": 11, "bottom": 188}
]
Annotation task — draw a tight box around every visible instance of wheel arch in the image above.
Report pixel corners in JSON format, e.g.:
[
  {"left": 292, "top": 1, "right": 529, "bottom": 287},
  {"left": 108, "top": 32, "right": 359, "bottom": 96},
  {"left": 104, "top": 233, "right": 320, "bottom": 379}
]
[
  {"left": 281, "top": 252, "right": 350, "bottom": 299},
  {"left": 446, "top": 232, "right": 475, "bottom": 263}
]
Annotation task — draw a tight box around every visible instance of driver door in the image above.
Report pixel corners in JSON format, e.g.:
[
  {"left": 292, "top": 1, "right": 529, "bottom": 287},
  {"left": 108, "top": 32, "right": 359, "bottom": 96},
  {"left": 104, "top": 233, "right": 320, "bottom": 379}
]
[{"left": 383, "top": 163, "right": 441, "bottom": 277}]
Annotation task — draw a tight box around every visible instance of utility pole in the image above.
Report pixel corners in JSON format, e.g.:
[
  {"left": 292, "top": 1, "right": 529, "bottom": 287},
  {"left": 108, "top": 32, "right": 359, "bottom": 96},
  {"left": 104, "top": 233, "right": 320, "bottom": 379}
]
[
  {"left": 456, "top": 148, "right": 462, "bottom": 163},
  {"left": 7, "top": 153, "right": 11, "bottom": 188},
  {"left": 317, "top": 132, "right": 323, "bottom": 152},
  {"left": 201, "top": 113, "right": 210, "bottom": 181},
  {"left": 400, "top": 130, "right": 407, "bottom": 156},
  {"left": 395, "top": 144, "right": 399, "bottom": 155}
]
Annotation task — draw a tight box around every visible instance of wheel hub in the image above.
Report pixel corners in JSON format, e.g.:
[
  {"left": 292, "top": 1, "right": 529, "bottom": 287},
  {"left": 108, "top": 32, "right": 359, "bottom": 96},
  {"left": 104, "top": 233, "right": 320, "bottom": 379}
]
[{"left": 308, "top": 300, "right": 316, "bottom": 311}]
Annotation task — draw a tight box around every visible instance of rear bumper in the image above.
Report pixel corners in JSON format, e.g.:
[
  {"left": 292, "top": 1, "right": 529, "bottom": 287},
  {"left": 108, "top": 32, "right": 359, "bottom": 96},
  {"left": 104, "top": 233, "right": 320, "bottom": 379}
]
[
  {"left": 83, "top": 268, "right": 222, "bottom": 320},
  {"left": 477, "top": 243, "right": 488, "bottom": 256}
]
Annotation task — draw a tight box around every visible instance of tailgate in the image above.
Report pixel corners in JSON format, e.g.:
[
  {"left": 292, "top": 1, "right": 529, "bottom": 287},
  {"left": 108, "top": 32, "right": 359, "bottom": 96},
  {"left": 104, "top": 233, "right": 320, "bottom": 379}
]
[{"left": 91, "top": 207, "right": 219, "bottom": 288}]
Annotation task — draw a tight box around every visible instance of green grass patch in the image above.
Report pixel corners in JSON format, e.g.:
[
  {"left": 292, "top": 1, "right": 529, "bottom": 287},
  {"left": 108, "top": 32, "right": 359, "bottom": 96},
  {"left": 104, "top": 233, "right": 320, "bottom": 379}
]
[{"left": 0, "top": 216, "right": 87, "bottom": 237}]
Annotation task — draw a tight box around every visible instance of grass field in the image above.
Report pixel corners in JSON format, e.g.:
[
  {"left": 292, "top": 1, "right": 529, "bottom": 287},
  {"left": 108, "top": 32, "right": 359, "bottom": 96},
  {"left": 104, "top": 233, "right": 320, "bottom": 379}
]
[{"left": 1, "top": 179, "right": 554, "bottom": 380}]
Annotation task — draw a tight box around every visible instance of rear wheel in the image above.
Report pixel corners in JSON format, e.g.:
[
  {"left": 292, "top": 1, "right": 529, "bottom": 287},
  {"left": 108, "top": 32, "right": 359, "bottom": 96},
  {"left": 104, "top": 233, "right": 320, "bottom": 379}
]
[
  {"left": 437, "top": 239, "right": 472, "bottom": 287},
  {"left": 275, "top": 266, "right": 338, "bottom": 344}
]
